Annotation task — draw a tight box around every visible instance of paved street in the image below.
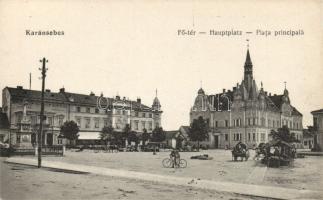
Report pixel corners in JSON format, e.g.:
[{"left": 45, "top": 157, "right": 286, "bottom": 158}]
[
  {"left": 0, "top": 157, "right": 268, "bottom": 200},
  {"left": 43, "top": 149, "right": 323, "bottom": 191}
]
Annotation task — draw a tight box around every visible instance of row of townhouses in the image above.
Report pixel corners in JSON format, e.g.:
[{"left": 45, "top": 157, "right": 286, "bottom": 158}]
[{"left": 0, "top": 87, "right": 162, "bottom": 147}]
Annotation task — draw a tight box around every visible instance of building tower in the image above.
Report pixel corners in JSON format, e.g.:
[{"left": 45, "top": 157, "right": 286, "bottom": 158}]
[{"left": 152, "top": 89, "right": 162, "bottom": 128}]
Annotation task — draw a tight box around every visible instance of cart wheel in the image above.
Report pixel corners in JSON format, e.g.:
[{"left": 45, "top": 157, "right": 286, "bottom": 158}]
[
  {"left": 179, "top": 159, "right": 187, "bottom": 168},
  {"left": 162, "top": 158, "right": 172, "bottom": 168}
]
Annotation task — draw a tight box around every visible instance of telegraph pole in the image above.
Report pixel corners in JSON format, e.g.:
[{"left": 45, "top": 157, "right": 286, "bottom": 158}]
[{"left": 38, "top": 58, "right": 48, "bottom": 168}]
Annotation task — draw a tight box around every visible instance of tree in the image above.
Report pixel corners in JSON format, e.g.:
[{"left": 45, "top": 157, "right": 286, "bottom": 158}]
[
  {"left": 100, "top": 126, "right": 114, "bottom": 147},
  {"left": 269, "top": 125, "right": 298, "bottom": 143},
  {"left": 60, "top": 121, "right": 79, "bottom": 146},
  {"left": 127, "top": 131, "right": 139, "bottom": 145},
  {"left": 141, "top": 128, "right": 150, "bottom": 147},
  {"left": 188, "top": 116, "right": 209, "bottom": 151},
  {"left": 307, "top": 125, "right": 321, "bottom": 151},
  {"left": 122, "top": 124, "right": 131, "bottom": 146},
  {"left": 151, "top": 127, "right": 166, "bottom": 143}
]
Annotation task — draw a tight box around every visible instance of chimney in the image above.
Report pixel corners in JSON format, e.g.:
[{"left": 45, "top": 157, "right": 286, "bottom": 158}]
[
  {"left": 274, "top": 94, "right": 277, "bottom": 96},
  {"left": 265, "top": 92, "right": 268, "bottom": 96},
  {"left": 233, "top": 87, "right": 236, "bottom": 91},
  {"left": 45, "top": 89, "right": 51, "bottom": 92},
  {"left": 228, "top": 90, "right": 231, "bottom": 93},
  {"left": 116, "top": 95, "right": 120, "bottom": 100},
  {"left": 90, "top": 92, "right": 95, "bottom": 96},
  {"left": 17, "top": 86, "right": 23, "bottom": 89},
  {"left": 123, "top": 97, "right": 126, "bottom": 101},
  {"left": 137, "top": 97, "right": 141, "bottom": 104},
  {"left": 223, "top": 89, "right": 226, "bottom": 93},
  {"left": 59, "top": 88, "right": 65, "bottom": 93}
]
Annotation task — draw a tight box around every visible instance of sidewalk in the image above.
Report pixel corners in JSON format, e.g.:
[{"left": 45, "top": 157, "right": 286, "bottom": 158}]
[{"left": 5, "top": 157, "right": 323, "bottom": 200}]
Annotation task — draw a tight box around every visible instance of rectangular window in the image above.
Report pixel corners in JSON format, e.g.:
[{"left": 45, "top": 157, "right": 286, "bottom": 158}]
[
  {"left": 75, "top": 118, "right": 81, "bottom": 127},
  {"left": 225, "top": 134, "right": 229, "bottom": 141},
  {"left": 59, "top": 116, "right": 64, "bottom": 126},
  {"left": 225, "top": 120, "right": 228, "bottom": 127},
  {"left": 95, "top": 108, "right": 99, "bottom": 113},
  {"left": 77, "top": 107, "right": 81, "bottom": 112},
  {"left": 94, "top": 118, "right": 99, "bottom": 128},
  {"left": 103, "top": 119, "right": 108, "bottom": 127},
  {"left": 31, "top": 116, "right": 37, "bottom": 125},
  {"left": 134, "top": 121, "right": 139, "bottom": 130},
  {"left": 148, "top": 122, "right": 152, "bottom": 130},
  {"left": 141, "top": 121, "right": 146, "bottom": 130},
  {"left": 86, "top": 107, "right": 91, "bottom": 113},
  {"left": 85, "top": 118, "right": 90, "bottom": 128},
  {"left": 261, "top": 133, "right": 266, "bottom": 142},
  {"left": 215, "top": 121, "right": 218, "bottom": 127},
  {"left": 252, "top": 133, "right": 256, "bottom": 141},
  {"left": 142, "top": 113, "right": 146, "bottom": 118},
  {"left": 48, "top": 117, "right": 53, "bottom": 126},
  {"left": 248, "top": 133, "right": 251, "bottom": 141}
]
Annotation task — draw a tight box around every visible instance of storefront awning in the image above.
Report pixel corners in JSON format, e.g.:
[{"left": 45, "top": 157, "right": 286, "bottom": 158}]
[{"left": 78, "top": 132, "right": 101, "bottom": 140}]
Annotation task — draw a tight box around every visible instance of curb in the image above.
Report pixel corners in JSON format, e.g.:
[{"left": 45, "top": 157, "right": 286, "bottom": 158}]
[{"left": 5, "top": 157, "right": 323, "bottom": 200}]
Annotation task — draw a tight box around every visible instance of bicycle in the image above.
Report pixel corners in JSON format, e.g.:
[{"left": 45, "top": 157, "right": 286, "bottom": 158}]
[{"left": 162, "top": 157, "right": 187, "bottom": 168}]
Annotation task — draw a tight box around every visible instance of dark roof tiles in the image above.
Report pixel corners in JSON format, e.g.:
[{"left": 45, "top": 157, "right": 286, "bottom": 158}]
[{"left": 5, "top": 87, "right": 153, "bottom": 111}]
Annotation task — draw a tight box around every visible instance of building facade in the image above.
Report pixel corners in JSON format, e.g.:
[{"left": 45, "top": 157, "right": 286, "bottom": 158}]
[
  {"left": 190, "top": 49, "right": 303, "bottom": 149},
  {"left": 311, "top": 109, "right": 323, "bottom": 151},
  {"left": 1, "top": 86, "right": 162, "bottom": 147}
]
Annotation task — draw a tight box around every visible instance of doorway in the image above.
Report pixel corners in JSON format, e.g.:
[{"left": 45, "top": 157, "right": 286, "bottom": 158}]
[
  {"left": 47, "top": 133, "right": 53, "bottom": 146},
  {"left": 214, "top": 135, "right": 219, "bottom": 149}
]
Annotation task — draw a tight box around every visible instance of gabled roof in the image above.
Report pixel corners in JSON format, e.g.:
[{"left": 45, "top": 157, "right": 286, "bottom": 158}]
[
  {"left": 180, "top": 126, "right": 190, "bottom": 133},
  {"left": 268, "top": 94, "right": 302, "bottom": 116},
  {"left": 7, "top": 87, "right": 66, "bottom": 103},
  {"left": 165, "top": 131, "right": 179, "bottom": 139},
  {"left": 5, "top": 86, "right": 153, "bottom": 111},
  {"left": 0, "top": 113, "right": 10, "bottom": 129},
  {"left": 311, "top": 109, "right": 323, "bottom": 114},
  {"left": 292, "top": 106, "right": 302, "bottom": 116},
  {"left": 268, "top": 95, "right": 284, "bottom": 109},
  {"left": 208, "top": 90, "right": 234, "bottom": 111},
  {"left": 64, "top": 92, "right": 99, "bottom": 105}
]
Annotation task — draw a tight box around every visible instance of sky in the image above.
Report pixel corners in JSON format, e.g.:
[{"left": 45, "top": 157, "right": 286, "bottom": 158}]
[{"left": 0, "top": 0, "right": 322, "bottom": 130}]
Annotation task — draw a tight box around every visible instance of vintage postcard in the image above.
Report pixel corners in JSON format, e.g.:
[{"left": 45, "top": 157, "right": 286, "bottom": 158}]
[{"left": 0, "top": 0, "right": 322, "bottom": 199}]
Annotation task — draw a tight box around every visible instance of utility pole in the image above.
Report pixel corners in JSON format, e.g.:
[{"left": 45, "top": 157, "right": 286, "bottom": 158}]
[
  {"left": 38, "top": 58, "right": 48, "bottom": 168},
  {"left": 29, "top": 73, "right": 32, "bottom": 90}
]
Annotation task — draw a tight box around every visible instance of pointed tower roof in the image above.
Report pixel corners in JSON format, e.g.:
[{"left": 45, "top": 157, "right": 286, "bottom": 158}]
[
  {"left": 152, "top": 89, "right": 161, "bottom": 111},
  {"left": 245, "top": 49, "right": 253, "bottom": 67}
]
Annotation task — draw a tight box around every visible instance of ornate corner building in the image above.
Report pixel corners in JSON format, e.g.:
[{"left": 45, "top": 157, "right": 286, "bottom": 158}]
[
  {"left": 1, "top": 87, "right": 162, "bottom": 147},
  {"left": 190, "top": 48, "right": 303, "bottom": 149}
]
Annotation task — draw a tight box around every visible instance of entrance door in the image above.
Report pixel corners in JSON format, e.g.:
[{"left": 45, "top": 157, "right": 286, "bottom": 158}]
[
  {"left": 214, "top": 135, "right": 219, "bottom": 149},
  {"left": 47, "top": 133, "right": 53, "bottom": 146}
]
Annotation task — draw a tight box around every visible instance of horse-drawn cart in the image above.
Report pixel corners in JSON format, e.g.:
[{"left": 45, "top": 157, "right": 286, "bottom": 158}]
[{"left": 231, "top": 142, "right": 250, "bottom": 161}]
